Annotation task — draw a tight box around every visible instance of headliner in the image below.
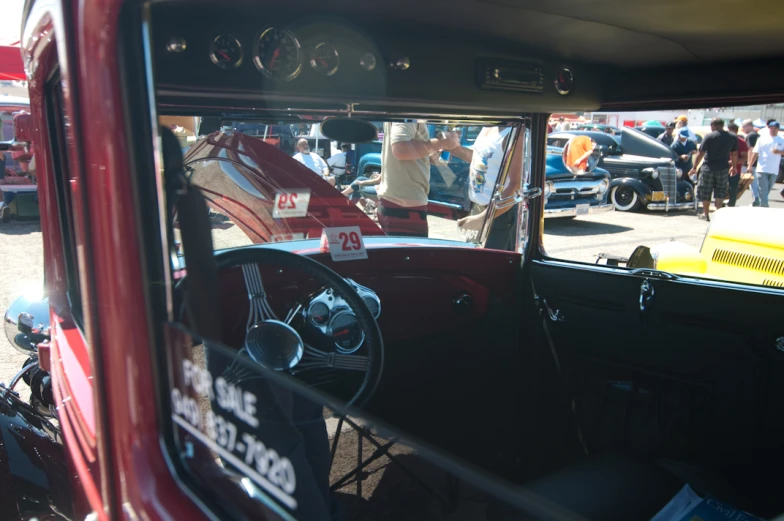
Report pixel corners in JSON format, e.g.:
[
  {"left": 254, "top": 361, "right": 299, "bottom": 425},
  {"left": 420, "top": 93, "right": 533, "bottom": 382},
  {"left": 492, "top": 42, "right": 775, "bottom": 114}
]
[{"left": 312, "top": 0, "right": 784, "bottom": 68}]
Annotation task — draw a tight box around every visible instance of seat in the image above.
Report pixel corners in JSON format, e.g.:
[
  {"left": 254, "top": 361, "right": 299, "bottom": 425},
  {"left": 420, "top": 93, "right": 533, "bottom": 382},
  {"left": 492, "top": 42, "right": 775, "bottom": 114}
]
[{"left": 489, "top": 453, "right": 743, "bottom": 521}]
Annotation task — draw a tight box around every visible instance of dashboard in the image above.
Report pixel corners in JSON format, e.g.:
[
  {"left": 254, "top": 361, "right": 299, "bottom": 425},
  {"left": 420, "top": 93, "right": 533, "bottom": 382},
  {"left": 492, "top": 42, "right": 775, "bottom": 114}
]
[{"left": 149, "top": 5, "right": 601, "bottom": 114}]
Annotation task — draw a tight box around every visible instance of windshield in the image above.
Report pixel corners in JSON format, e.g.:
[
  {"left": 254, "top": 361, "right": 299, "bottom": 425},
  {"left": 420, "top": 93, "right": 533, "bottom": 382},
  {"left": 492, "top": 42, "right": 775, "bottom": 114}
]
[{"left": 163, "top": 116, "right": 528, "bottom": 253}]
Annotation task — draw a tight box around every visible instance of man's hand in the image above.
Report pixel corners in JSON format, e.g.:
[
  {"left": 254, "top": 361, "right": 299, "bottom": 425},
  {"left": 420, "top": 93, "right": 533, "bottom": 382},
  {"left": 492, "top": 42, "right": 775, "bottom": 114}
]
[
  {"left": 680, "top": 154, "right": 689, "bottom": 161},
  {"left": 729, "top": 165, "right": 736, "bottom": 176},
  {"left": 436, "top": 131, "right": 460, "bottom": 151}
]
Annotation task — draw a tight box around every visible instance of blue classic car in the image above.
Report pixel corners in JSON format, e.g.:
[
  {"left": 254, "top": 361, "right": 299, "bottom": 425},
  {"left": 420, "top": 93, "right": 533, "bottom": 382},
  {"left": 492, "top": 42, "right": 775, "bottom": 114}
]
[{"left": 358, "top": 125, "right": 613, "bottom": 218}]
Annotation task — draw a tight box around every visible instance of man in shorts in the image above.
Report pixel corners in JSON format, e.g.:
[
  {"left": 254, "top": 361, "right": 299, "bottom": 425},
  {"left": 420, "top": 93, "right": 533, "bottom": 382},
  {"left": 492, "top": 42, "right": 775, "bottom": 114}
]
[
  {"left": 746, "top": 121, "right": 784, "bottom": 207},
  {"left": 689, "top": 118, "right": 738, "bottom": 221}
]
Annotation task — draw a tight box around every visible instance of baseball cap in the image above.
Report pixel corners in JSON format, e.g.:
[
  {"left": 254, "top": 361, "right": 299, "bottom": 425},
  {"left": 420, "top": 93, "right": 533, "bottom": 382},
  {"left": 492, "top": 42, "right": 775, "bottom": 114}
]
[
  {"left": 666, "top": 121, "right": 676, "bottom": 129},
  {"left": 679, "top": 129, "right": 690, "bottom": 138},
  {"left": 769, "top": 121, "right": 780, "bottom": 128}
]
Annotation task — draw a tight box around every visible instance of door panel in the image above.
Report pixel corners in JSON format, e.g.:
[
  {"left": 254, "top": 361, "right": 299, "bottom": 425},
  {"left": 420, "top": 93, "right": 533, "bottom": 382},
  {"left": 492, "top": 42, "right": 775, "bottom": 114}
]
[{"left": 530, "top": 260, "right": 781, "bottom": 472}]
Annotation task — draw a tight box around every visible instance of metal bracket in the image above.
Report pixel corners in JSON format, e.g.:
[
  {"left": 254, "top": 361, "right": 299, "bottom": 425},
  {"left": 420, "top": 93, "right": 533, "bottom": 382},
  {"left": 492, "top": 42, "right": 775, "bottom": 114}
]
[
  {"left": 639, "top": 279, "right": 655, "bottom": 314},
  {"left": 541, "top": 298, "right": 566, "bottom": 322}
]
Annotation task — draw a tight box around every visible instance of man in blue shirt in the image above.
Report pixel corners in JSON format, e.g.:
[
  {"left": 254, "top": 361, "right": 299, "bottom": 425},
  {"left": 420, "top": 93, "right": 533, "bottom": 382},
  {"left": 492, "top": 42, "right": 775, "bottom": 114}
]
[{"left": 671, "top": 129, "right": 697, "bottom": 183}]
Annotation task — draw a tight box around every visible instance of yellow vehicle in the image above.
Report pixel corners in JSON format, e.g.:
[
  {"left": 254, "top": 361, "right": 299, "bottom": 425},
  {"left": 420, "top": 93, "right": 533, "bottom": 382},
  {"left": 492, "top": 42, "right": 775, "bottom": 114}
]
[{"left": 619, "top": 207, "right": 784, "bottom": 287}]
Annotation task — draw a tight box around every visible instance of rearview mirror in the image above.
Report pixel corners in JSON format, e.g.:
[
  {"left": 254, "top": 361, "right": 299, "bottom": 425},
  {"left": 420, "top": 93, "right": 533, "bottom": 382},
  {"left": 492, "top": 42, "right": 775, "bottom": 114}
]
[
  {"left": 321, "top": 118, "right": 379, "bottom": 143},
  {"left": 4, "top": 296, "right": 50, "bottom": 355}
]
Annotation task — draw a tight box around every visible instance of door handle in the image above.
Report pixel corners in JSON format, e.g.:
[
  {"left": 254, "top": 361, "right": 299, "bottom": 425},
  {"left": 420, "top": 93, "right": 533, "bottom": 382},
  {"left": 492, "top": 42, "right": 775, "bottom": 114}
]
[{"left": 639, "top": 279, "right": 655, "bottom": 315}]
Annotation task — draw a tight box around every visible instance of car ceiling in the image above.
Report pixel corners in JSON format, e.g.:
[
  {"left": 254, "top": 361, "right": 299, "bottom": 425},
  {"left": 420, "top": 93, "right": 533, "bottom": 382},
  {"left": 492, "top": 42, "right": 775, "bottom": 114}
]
[{"left": 314, "top": 0, "right": 784, "bottom": 68}]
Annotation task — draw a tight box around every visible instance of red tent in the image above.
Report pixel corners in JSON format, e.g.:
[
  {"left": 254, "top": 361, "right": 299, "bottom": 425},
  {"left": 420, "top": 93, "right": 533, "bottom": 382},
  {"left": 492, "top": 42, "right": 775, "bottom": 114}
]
[{"left": 0, "top": 42, "right": 24, "bottom": 81}]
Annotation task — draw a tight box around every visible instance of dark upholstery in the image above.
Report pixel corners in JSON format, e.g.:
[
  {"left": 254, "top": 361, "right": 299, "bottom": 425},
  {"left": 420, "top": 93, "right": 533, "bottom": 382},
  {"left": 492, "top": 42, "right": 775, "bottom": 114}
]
[{"left": 489, "top": 453, "right": 741, "bottom": 521}]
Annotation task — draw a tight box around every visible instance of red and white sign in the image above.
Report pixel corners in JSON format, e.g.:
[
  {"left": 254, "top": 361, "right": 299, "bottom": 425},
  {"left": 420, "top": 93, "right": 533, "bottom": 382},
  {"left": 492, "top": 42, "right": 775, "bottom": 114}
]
[
  {"left": 321, "top": 226, "right": 368, "bottom": 262},
  {"left": 272, "top": 189, "right": 311, "bottom": 218}
]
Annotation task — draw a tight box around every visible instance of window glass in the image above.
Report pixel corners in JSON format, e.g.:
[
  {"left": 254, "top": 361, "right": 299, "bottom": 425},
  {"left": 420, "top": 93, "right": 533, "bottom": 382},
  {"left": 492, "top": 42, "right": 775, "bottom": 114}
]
[
  {"left": 165, "top": 117, "right": 529, "bottom": 254},
  {"left": 543, "top": 106, "right": 784, "bottom": 290},
  {"left": 45, "top": 79, "right": 83, "bottom": 323}
]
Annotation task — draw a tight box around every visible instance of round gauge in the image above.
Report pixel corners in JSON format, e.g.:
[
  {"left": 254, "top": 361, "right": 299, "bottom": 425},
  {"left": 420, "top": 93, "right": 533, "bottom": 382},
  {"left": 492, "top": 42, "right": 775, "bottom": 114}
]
[
  {"left": 308, "top": 301, "right": 330, "bottom": 326},
  {"left": 554, "top": 68, "right": 574, "bottom": 95},
  {"left": 359, "top": 52, "right": 376, "bottom": 72},
  {"left": 310, "top": 42, "right": 340, "bottom": 76},
  {"left": 209, "top": 34, "right": 243, "bottom": 69},
  {"left": 362, "top": 296, "right": 380, "bottom": 319},
  {"left": 253, "top": 27, "right": 302, "bottom": 81},
  {"left": 329, "top": 311, "right": 364, "bottom": 354}
]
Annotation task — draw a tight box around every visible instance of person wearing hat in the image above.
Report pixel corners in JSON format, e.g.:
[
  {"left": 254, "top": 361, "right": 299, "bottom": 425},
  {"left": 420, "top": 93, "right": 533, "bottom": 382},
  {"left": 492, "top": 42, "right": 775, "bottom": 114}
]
[
  {"left": 675, "top": 115, "right": 698, "bottom": 142},
  {"left": 656, "top": 121, "right": 677, "bottom": 146},
  {"left": 746, "top": 120, "right": 784, "bottom": 207},
  {"left": 689, "top": 118, "right": 738, "bottom": 221},
  {"left": 671, "top": 128, "right": 698, "bottom": 183}
]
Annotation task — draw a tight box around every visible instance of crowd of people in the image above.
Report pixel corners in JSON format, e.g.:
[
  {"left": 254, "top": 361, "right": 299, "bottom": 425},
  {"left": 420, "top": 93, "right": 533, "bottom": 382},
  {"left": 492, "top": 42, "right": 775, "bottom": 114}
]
[
  {"left": 288, "top": 123, "right": 522, "bottom": 243},
  {"left": 653, "top": 116, "right": 783, "bottom": 220}
]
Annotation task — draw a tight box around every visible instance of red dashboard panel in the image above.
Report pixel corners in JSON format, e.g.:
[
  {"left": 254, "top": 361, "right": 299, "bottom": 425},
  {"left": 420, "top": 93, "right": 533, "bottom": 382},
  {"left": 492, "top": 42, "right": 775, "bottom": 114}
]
[{"left": 214, "top": 246, "right": 520, "bottom": 346}]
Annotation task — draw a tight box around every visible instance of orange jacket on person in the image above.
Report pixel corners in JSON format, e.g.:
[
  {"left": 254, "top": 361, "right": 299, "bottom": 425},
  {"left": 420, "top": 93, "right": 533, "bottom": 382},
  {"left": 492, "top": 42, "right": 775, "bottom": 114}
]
[{"left": 566, "top": 135, "right": 593, "bottom": 170}]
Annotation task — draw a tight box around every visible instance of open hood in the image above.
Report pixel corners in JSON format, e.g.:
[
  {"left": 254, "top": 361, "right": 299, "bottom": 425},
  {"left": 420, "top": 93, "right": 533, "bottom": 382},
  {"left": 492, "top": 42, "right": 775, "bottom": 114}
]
[
  {"left": 183, "top": 131, "right": 382, "bottom": 244},
  {"left": 620, "top": 127, "right": 676, "bottom": 160},
  {"left": 0, "top": 45, "right": 24, "bottom": 81}
]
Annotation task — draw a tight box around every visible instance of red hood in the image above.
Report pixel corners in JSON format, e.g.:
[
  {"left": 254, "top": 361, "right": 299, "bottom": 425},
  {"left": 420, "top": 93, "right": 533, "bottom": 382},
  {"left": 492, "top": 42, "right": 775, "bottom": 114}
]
[
  {"left": 0, "top": 45, "right": 24, "bottom": 81},
  {"left": 183, "top": 131, "right": 383, "bottom": 244}
]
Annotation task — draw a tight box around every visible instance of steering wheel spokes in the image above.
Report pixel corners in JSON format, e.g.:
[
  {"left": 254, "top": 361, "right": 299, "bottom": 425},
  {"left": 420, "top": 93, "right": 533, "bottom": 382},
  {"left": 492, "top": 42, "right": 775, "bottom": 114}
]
[
  {"left": 293, "top": 344, "right": 369, "bottom": 373},
  {"left": 242, "top": 262, "right": 279, "bottom": 330}
]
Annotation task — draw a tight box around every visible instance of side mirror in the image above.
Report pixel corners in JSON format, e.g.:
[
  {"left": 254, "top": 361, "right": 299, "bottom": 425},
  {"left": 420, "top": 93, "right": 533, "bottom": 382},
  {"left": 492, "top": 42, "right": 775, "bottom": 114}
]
[{"left": 4, "top": 296, "right": 50, "bottom": 355}]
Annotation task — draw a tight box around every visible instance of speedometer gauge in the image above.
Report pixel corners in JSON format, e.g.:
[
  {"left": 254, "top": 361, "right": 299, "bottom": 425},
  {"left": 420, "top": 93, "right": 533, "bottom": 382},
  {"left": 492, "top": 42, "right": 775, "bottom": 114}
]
[
  {"left": 253, "top": 27, "right": 302, "bottom": 81},
  {"left": 330, "top": 311, "right": 364, "bottom": 354}
]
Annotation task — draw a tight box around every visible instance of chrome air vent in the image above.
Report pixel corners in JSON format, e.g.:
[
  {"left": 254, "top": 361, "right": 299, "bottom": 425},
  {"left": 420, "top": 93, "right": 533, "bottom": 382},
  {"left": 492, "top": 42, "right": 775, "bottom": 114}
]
[
  {"left": 762, "top": 279, "right": 784, "bottom": 288},
  {"left": 711, "top": 249, "right": 784, "bottom": 277}
]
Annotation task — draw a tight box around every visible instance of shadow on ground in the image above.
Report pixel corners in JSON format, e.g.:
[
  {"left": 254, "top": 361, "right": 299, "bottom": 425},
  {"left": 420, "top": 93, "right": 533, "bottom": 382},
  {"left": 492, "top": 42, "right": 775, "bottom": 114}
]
[
  {"left": 0, "top": 221, "right": 41, "bottom": 236},
  {"left": 544, "top": 219, "right": 633, "bottom": 237}
]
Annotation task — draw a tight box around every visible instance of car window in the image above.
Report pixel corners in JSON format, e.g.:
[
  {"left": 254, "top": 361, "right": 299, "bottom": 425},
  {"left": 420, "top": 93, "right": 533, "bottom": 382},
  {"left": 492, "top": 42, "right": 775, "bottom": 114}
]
[
  {"left": 167, "top": 117, "right": 529, "bottom": 254},
  {"left": 541, "top": 106, "right": 784, "bottom": 292}
]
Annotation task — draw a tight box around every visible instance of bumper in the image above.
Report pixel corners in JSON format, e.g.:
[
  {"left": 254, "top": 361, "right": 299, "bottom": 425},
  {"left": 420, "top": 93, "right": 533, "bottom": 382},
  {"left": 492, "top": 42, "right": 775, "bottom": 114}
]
[
  {"left": 545, "top": 203, "right": 614, "bottom": 218},
  {"left": 646, "top": 201, "right": 696, "bottom": 211}
]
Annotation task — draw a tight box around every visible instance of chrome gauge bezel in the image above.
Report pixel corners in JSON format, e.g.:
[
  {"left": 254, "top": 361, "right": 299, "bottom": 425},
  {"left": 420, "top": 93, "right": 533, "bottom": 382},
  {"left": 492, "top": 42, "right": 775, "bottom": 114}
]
[
  {"left": 329, "top": 310, "right": 365, "bottom": 354},
  {"left": 253, "top": 27, "right": 303, "bottom": 82},
  {"left": 310, "top": 42, "right": 340, "bottom": 76},
  {"left": 209, "top": 34, "right": 244, "bottom": 70}
]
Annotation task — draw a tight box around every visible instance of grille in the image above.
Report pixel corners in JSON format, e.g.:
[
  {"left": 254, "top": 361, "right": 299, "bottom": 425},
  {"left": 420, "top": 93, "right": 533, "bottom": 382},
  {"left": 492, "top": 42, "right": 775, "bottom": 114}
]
[
  {"left": 711, "top": 249, "right": 784, "bottom": 276},
  {"left": 763, "top": 279, "right": 784, "bottom": 288},
  {"left": 659, "top": 166, "right": 678, "bottom": 202}
]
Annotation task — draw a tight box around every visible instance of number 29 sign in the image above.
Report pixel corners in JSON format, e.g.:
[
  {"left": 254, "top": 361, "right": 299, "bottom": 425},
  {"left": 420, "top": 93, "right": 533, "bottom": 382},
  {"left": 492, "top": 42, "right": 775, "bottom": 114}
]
[
  {"left": 321, "top": 226, "right": 368, "bottom": 262},
  {"left": 273, "top": 189, "right": 311, "bottom": 218}
]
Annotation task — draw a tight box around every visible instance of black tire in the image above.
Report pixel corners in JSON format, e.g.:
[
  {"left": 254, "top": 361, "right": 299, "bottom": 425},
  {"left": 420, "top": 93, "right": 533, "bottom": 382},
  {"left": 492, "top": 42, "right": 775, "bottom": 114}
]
[{"left": 610, "top": 186, "right": 641, "bottom": 212}]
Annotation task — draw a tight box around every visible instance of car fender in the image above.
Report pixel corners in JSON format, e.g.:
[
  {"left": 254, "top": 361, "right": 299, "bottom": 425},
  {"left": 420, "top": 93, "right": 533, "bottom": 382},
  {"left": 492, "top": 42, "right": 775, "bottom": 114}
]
[
  {"left": 0, "top": 386, "right": 72, "bottom": 520},
  {"left": 609, "top": 177, "right": 652, "bottom": 198},
  {"left": 357, "top": 152, "right": 381, "bottom": 175},
  {"left": 650, "top": 241, "right": 707, "bottom": 275}
]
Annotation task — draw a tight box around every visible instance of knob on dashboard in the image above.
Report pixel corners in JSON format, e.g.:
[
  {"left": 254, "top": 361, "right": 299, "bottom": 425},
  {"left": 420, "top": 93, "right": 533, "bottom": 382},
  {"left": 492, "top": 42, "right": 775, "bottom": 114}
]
[{"left": 453, "top": 293, "right": 473, "bottom": 315}]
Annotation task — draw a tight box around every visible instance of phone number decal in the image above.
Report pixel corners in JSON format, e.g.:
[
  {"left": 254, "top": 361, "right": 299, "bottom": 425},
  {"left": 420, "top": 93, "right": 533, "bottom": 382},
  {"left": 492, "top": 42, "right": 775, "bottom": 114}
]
[{"left": 171, "top": 360, "right": 297, "bottom": 510}]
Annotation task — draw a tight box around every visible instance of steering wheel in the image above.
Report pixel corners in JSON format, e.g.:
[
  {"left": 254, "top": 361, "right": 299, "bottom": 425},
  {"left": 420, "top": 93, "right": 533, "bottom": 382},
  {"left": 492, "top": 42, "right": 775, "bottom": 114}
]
[{"left": 179, "top": 247, "right": 384, "bottom": 407}]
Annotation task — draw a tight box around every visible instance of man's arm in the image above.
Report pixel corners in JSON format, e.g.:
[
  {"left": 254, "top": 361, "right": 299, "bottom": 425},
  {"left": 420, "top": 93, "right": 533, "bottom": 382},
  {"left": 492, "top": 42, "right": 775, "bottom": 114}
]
[
  {"left": 448, "top": 146, "right": 474, "bottom": 163},
  {"left": 747, "top": 151, "right": 758, "bottom": 169},
  {"left": 390, "top": 124, "right": 460, "bottom": 161},
  {"left": 690, "top": 151, "right": 705, "bottom": 173},
  {"left": 729, "top": 151, "right": 738, "bottom": 174}
]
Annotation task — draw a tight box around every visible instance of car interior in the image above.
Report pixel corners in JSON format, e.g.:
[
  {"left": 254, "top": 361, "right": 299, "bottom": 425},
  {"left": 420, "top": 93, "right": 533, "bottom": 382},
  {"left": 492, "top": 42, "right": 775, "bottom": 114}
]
[{"left": 119, "top": 1, "right": 784, "bottom": 520}]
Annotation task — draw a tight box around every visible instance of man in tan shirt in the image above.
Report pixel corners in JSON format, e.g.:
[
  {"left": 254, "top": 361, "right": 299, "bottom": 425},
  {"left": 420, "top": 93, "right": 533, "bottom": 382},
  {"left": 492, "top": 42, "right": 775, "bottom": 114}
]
[{"left": 374, "top": 122, "right": 458, "bottom": 236}]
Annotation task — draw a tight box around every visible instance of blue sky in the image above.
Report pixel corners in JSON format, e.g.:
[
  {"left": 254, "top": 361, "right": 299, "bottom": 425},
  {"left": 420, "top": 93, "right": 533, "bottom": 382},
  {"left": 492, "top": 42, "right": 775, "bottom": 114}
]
[{"left": 1, "top": 0, "right": 24, "bottom": 45}]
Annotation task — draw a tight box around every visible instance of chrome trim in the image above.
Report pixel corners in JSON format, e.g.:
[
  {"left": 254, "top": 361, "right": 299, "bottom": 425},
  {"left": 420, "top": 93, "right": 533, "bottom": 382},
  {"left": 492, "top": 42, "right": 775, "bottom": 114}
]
[
  {"left": 142, "top": 17, "right": 174, "bottom": 320},
  {"left": 544, "top": 203, "right": 614, "bottom": 218},
  {"left": 427, "top": 199, "right": 463, "bottom": 210},
  {"left": 9, "top": 362, "right": 37, "bottom": 391},
  {"left": 646, "top": 202, "right": 695, "bottom": 210}
]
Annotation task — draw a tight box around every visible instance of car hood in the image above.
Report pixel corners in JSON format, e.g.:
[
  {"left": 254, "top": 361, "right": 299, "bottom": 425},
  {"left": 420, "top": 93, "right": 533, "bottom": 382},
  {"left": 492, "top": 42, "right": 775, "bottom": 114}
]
[
  {"left": 603, "top": 153, "right": 674, "bottom": 167},
  {"left": 183, "top": 131, "right": 383, "bottom": 244},
  {"left": 620, "top": 127, "right": 676, "bottom": 160}
]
